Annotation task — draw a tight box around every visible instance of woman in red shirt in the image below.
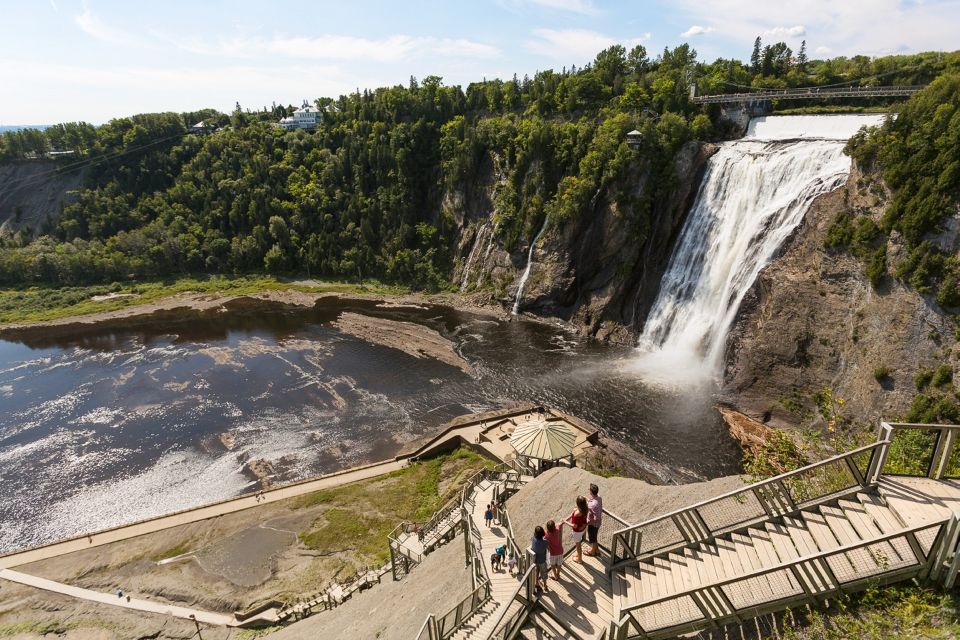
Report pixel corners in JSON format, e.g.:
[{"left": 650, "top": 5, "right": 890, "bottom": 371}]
[
  {"left": 544, "top": 520, "right": 565, "bottom": 580},
  {"left": 564, "top": 495, "right": 588, "bottom": 563}
]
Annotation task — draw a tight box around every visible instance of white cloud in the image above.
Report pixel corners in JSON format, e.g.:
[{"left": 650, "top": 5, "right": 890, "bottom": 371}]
[
  {"left": 500, "top": 0, "right": 601, "bottom": 15},
  {"left": 766, "top": 25, "right": 807, "bottom": 38},
  {"left": 161, "top": 33, "right": 500, "bottom": 62},
  {"left": 816, "top": 45, "right": 832, "bottom": 54},
  {"left": 526, "top": 28, "right": 649, "bottom": 62},
  {"left": 74, "top": 1, "right": 136, "bottom": 46},
  {"left": 668, "top": 0, "right": 960, "bottom": 58},
  {"left": 681, "top": 25, "right": 715, "bottom": 38},
  {"left": 49, "top": 0, "right": 58, "bottom": 12}
]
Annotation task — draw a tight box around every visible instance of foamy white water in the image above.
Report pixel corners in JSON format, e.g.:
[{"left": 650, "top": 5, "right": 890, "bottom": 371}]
[
  {"left": 634, "top": 114, "right": 883, "bottom": 383},
  {"left": 512, "top": 218, "right": 549, "bottom": 315},
  {"left": 747, "top": 114, "right": 886, "bottom": 140}
]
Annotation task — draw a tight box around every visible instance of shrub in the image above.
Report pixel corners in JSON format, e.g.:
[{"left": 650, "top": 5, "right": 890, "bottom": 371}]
[
  {"left": 915, "top": 368, "right": 934, "bottom": 390},
  {"left": 873, "top": 365, "right": 894, "bottom": 383},
  {"left": 931, "top": 364, "right": 953, "bottom": 388}
]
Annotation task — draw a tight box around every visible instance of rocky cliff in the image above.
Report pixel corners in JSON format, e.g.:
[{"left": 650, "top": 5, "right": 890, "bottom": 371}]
[
  {"left": 0, "top": 161, "right": 82, "bottom": 235},
  {"left": 724, "top": 162, "right": 956, "bottom": 429},
  {"left": 451, "top": 141, "right": 717, "bottom": 344}
]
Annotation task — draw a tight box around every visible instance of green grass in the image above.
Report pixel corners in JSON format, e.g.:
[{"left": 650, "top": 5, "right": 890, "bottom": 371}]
[
  {"left": 785, "top": 583, "right": 960, "bottom": 640},
  {"left": 294, "top": 448, "right": 493, "bottom": 565},
  {"left": 151, "top": 540, "right": 194, "bottom": 562},
  {"left": 0, "top": 274, "right": 407, "bottom": 325}
]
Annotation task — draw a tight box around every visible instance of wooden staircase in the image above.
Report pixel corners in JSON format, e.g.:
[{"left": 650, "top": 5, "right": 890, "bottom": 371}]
[{"left": 611, "top": 490, "right": 932, "bottom": 636}]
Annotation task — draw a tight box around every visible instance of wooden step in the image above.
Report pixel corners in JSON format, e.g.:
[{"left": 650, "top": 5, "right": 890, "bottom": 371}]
[
  {"left": 525, "top": 608, "right": 577, "bottom": 639},
  {"left": 839, "top": 499, "right": 906, "bottom": 565},
  {"left": 782, "top": 516, "right": 831, "bottom": 593},
  {"left": 800, "top": 508, "right": 856, "bottom": 583},
  {"left": 820, "top": 504, "right": 882, "bottom": 578},
  {"left": 857, "top": 493, "right": 916, "bottom": 563}
]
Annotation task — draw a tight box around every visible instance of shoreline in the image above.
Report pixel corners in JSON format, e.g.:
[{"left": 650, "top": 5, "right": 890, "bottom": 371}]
[{"left": 0, "top": 286, "right": 514, "bottom": 341}]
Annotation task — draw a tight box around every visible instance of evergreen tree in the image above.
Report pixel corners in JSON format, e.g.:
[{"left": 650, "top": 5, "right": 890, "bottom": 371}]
[
  {"left": 751, "top": 36, "right": 763, "bottom": 72},
  {"left": 797, "top": 40, "right": 808, "bottom": 72}
]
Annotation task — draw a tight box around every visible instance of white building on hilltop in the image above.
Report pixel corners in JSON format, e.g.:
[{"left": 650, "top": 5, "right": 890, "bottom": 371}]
[{"left": 277, "top": 101, "right": 321, "bottom": 131}]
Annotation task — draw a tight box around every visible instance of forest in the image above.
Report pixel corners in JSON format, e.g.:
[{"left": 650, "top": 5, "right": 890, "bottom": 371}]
[{"left": 0, "top": 41, "right": 957, "bottom": 291}]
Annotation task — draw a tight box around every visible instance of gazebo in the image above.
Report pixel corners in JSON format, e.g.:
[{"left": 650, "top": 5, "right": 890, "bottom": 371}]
[{"left": 509, "top": 415, "right": 578, "bottom": 475}]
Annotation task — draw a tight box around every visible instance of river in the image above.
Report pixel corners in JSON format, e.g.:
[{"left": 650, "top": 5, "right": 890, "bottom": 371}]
[{"left": 0, "top": 297, "right": 740, "bottom": 553}]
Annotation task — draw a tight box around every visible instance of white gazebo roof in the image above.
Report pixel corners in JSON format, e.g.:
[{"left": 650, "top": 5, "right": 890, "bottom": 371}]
[{"left": 510, "top": 419, "right": 577, "bottom": 461}]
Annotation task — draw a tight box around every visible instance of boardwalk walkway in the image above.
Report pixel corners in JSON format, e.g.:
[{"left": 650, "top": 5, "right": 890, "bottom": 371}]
[
  {"left": 0, "top": 458, "right": 404, "bottom": 570},
  {"left": 0, "top": 568, "right": 236, "bottom": 625}
]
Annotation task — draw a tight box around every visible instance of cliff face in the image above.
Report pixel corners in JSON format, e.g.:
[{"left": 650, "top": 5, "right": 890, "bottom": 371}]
[
  {"left": 450, "top": 141, "right": 717, "bottom": 344},
  {"left": 0, "top": 161, "right": 82, "bottom": 235},
  {"left": 724, "top": 163, "right": 956, "bottom": 428}
]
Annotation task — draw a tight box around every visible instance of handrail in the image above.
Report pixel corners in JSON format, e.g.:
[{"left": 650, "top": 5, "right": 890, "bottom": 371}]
[
  {"left": 611, "top": 440, "right": 886, "bottom": 555},
  {"left": 435, "top": 579, "right": 492, "bottom": 640},
  {"left": 619, "top": 518, "right": 944, "bottom": 617},
  {"left": 416, "top": 615, "right": 434, "bottom": 640},
  {"left": 485, "top": 564, "right": 537, "bottom": 639}
]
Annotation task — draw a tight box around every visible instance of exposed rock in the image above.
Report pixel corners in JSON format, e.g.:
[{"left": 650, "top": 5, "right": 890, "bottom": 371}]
[
  {"left": 450, "top": 142, "right": 718, "bottom": 344},
  {"left": 724, "top": 162, "right": 955, "bottom": 429},
  {"left": 332, "top": 311, "right": 475, "bottom": 374},
  {"left": 0, "top": 161, "right": 83, "bottom": 236}
]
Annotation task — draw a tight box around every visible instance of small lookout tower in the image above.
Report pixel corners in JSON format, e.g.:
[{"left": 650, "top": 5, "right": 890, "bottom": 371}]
[{"left": 626, "top": 129, "right": 643, "bottom": 150}]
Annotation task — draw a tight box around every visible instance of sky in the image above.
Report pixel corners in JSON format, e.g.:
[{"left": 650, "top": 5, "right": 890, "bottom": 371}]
[{"left": 1, "top": 0, "right": 958, "bottom": 124}]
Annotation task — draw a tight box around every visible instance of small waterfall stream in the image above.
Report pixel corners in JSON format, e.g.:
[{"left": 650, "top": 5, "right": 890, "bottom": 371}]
[
  {"left": 512, "top": 218, "right": 549, "bottom": 315},
  {"left": 460, "top": 223, "right": 490, "bottom": 292},
  {"left": 635, "top": 114, "right": 885, "bottom": 381}
]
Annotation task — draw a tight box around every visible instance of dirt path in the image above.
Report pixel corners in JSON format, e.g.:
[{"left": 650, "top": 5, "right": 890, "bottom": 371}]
[{"left": 0, "top": 569, "right": 236, "bottom": 625}]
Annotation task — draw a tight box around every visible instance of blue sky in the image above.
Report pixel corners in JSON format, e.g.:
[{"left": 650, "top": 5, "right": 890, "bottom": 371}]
[{"left": 2, "top": 0, "right": 958, "bottom": 124}]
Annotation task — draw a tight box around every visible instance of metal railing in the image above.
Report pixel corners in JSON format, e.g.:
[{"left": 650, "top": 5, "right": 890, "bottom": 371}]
[
  {"left": 416, "top": 462, "right": 534, "bottom": 640},
  {"left": 487, "top": 564, "right": 538, "bottom": 640},
  {"left": 438, "top": 581, "right": 493, "bottom": 639},
  {"left": 611, "top": 519, "right": 948, "bottom": 640},
  {"left": 692, "top": 84, "right": 925, "bottom": 104},
  {"left": 610, "top": 440, "right": 887, "bottom": 567},
  {"left": 878, "top": 422, "right": 960, "bottom": 480}
]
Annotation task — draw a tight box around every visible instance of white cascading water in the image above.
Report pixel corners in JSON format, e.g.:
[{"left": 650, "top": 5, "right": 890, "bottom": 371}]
[
  {"left": 634, "top": 114, "right": 885, "bottom": 382},
  {"left": 460, "top": 222, "right": 490, "bottom": 292},
  {"left": 512, "top": 218, "right": 549, "bottom": 315}
]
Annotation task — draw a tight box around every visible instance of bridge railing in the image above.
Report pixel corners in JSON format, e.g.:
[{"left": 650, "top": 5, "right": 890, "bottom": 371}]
[
  {"left": 610, "top": 440, "right": 888, "bottom": 567},
  {"left": 691, "top": 85, "right": 925, "bottom": 104},
  {"left": 612, "top": 519, "right": 948, "bottom": 640}
]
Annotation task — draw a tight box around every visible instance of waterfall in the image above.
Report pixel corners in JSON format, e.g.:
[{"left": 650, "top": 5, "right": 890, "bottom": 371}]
[
  {"left": 635, "top": 114, "right": 885, "bottom": 382},
  {"left": 460, "top": 222, "right": 490, "bottom": 292},
  {"left": 512, "top": 218, "right": 549, "bottom": 315}
]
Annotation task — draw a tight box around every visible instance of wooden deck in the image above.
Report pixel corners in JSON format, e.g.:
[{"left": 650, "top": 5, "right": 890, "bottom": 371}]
[{"left": 533, "top": 551, "right": 612, "bottom": 640}]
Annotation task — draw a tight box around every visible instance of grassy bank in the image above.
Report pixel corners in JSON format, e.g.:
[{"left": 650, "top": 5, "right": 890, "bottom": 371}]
[
  {"left": 0, "top": 275, "right": 407, "bottom": 325},
  {"left": 295, "top": 448, "right": 495, "bottom": 565}
]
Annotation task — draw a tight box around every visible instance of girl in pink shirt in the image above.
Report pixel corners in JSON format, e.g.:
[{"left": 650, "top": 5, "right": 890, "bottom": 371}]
[{"left": 544, "top": 520, "right": 564, "bottom": 580}]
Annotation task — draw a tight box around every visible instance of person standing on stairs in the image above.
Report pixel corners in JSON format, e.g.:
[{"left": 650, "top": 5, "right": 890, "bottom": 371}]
[
  {"left": 531, "top": 526, "right": 550, "bottom": 592},
  {"left": 545, "top": 520, "right": 564, "bottom": 580},
  {"left": 585, "top": 483, "right": 602, "bottom": 557},
  {"left": 565, "top": 496, "right": 588, "bottom": 563}
]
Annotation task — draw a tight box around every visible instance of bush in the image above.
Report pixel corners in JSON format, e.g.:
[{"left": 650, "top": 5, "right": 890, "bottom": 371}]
[
  {"left": 873, "top": 365, "right": 894, "bottom": 383},
  {"left": 931, "top": 364, "right": 954, "bottom": 388},
  {"left": 915, "top": 368, "right": 934, "bottom": 390}
]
